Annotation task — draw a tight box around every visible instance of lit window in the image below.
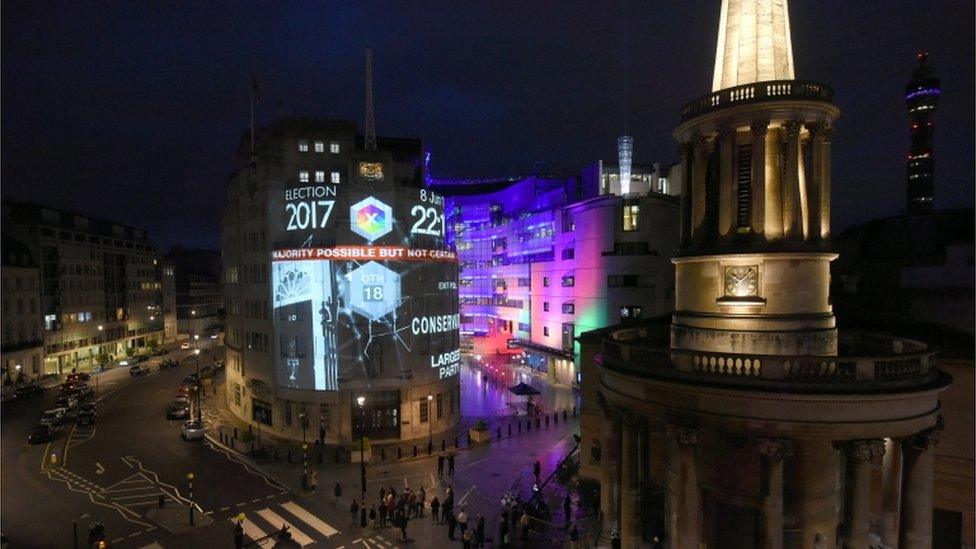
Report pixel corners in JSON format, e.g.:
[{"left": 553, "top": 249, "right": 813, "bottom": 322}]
[
  {"left": 623, "top": 202, "right": 640, "bottom": 231},
  {"left": 330, "top": 142, "right": 340, "bottom": 154},
  {"left": 315, "top": 171, "right": 325, "bottom": 183},
  {"left": 543, "top": 326, "right": 550, "bottom": 337},
  {"left": 314, "top": 141, "right": 324, "bottom": 153},
  {"left": 562, "top": 303, "right": 575, "bottom": 314},
  {"left": 543, "top": 302, "right": 550, "bottom": 312},
  {"left": 543, "top": 277, "right": 550, "bottom": 287},
  {"left": 299, "top": 170, "right": 309, "bottom": 183},
  {"left": 298, "top": 140, "right": 309, "bottom": 152},
  {"left": 561, "top": 275, "right": 575, "bottom": 287},
  {"left": 331, "top": 171, "right": 340, "bottom": 184}
]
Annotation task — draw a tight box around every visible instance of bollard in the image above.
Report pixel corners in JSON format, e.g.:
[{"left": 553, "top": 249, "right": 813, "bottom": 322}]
[
  {"left": 467, "top": 434, "right": 472, "bottom": 446},
  {"left": 249, "top": 442, "right": 254, "bottom": 453},
  {"left": 381, "top": 448, "right": 386, "bottom": 461},
  {"left": 413, "top": 445, "right": 417, "bottom": 458},
  {"left": 248, "top": 425, "right": 253, "bottom": 435},
  {"left": 573, "top": 406, "right": 577, "bottom": 417},
  {"left": 441, "top": 440, "right": 446, "bottom": 452},
  {"left": 454, "top": 436, "right": 458, "bottom": 448},
  {"left": 335, "top": 449, "right": 340, "bottom": 464},
  {"left": 318, "top": 452, "right": 323, "bottom": 465},
  {"left": 508, "top": 424, "right": 512, "bottom": 436},
  {"left": 545, "top": 415, "right": 550, "bottom": 427},
  {"left": 526, "top": 420, "right": 531, "bottom": 432},
  {"left": 563, "top": 410, "right": 567, "bottom": 421},
  {"left": 554, "top": 412, "right": 558, "bottom": 424},
  {"left": 536, "top": 418, "right": 540, "bottom": 429},
  {"left": 287, "top": 450, "right": 292, "bottom": 463},
  {"left": 158, "top": 494, "right": 165, "bottom": 508},
  {"left": 518, "top": 422, "right": 522, "bottom": 434},
  {"left": 497, "top": 426, "right": 502, "bottom": 440},
  {"left": 427, "top": 441, "right": 433, "bottom": 455},
  {"left": 274, "top": 449, "right": 278, "bottom": 462},
  {"left": 397, "top": 447, "right": 402, "bottom": 460},
  {"left": 234, "top": 427, "right": 238, "bottom": 439},
  {"left": 230, "top": 438, "right": 235, "bottom": 450}
]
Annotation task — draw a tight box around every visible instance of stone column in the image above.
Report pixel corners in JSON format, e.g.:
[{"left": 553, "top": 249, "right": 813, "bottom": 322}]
[
  {"left": 666, "top": 425, "right": 701, "bottom": 549},
  {"left": 782, "top": 120, "right": 802, "bottom": 239},
  {"left": 717, "top": 126, "right": 737, "bottom": 238},
  {"left": 796, "top": 439, "right": 842, "bottom": 548},
  {"left": 600, "top": 409, "right": 622, "bottom": 537},
  {"left": 820, "top": 128, "right": 833, "bottom": 239},
  {"left": 691, "top": 135, "right": 709, "bottom": 240},
  {"left": 764, "top": 126, "right": 784, "bottom": 240},
  {"left": 900, "top": 421, "right": 943, "bottom": 549},
  {"left": 881, "top": 438, "right": 903, "bottom": 548},
  {"left": 759, "top": 438, "right": 794, "bottom": 549},
  {"left": 750, "top": 121, "right": 768, "bottom": 235},
  {"left": 679, "top": 142, "right": 694, "bottom": 247},
  {"left": 841, "top": 440, "right": 885, "bottom": 549},
  {"left": 620, "top": 413, "right": 642, "bottom": 548},
  {"left": 805, "top": 122, "right": 825, "bottom": 241}
]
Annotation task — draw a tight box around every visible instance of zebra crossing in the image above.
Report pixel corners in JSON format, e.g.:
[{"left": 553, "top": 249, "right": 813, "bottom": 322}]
[{"left": 230, "top": 500, "right": 342, "bottom": 547}]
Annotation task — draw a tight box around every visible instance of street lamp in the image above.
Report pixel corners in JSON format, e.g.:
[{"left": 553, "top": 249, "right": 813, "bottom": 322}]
[
  {"left": 72, "top": 512, "right": 90, "bottom": 549},
  {"left": 194, "top": 334, "right": 200, "bottom": 349},
  {"left": 194, "top": 349, "right": 202, "bottom": 422},
  {"left": 187, "top": 472, "right": 195, "bottom": 525},
  {"left": 426, "top": 394, "right": 434, "bottom": 451},
  {"left": 356, "top": 395, "right": 367, "bottom": 527},
  {"left": 299, "top": 411, "right": 308, "bottom": 488}
]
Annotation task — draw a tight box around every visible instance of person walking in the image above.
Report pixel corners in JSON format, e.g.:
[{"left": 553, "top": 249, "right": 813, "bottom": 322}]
[
  {"left": 418, "top": 487, "right": 426, "bottom": 518},
  {"left": 369, "top": 504, "right": 377, "bottom": 530},
  {"left": 448, "top": 453, "right": 456, "bottom": 475},
  {"left": 533, "top": 460, "right": 541, "bottom": 483},
  {"left": 334, "top": 482, "right": 342, "bottom": 507},
  {"left": 430, "top": 496, "right": 440, "bottom": 524},
  {"left": 442, "top": 493, "right": 454, "bottom": 523},
  {"left": 437, "top": 454, "right": 445, "bottom": 476},
  {"left": 475, "top": 515, "right": 485, "bottom": 548},
  {"left": 379, "top": 500, "right": 388, "bottom": 529},
  {"left": 447, "top": 510, "right": 457, "bottom": 540},
  {"left": 350, "top": 499, "right": 360, "bottom": 526},
  {"left": 462, "top": 528, "right": 473, "bottom": 549},
  {"left": 499, "top": 518, "right": 509, "bottom": 547},
  {"left": 563, "top": 493, "right": 572, "bottom": 523},
  {"left": 520, "top": 510, "right": 530, "bottom": 541},
  {"left": 318, "top": 424, "right": 325, "bottom": 446},
  {"left": 379, "top": 486, "right": 386, "bottom": 505},
  {"left": 308, "top": 469, "right": 318, "bottom": 492},
  {"left": 457, "top": 507, "right": 468, "bottom": 537}
]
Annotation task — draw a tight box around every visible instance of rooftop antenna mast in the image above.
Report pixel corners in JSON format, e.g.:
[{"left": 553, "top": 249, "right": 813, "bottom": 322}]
[
  {"left": 364, "top": 47, "right": 377, "bottom": 151},
  {"left": 250, "top": 72, "right": 259, "bottom": 166}
]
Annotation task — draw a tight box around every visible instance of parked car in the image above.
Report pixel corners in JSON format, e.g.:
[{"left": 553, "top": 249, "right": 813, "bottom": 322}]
[
  {"left": 167, "top": 401, "right": 190, "bottom": 420},
  {"left": 55, "top": 395, "right": 79, "bottom": 410},
  {"left": 66, "top": 372, "right": 91, "bottom": 383},
  {"left": 199, "top": 365, "right": 214, "bottom": 378},
  {"left": 180, "top": 342, "right": 191, "bottom": 350},
  {"left": 159, "top": 359, "right": 179, "bottom": 370},
  {"left": 176, "top": 384, "right": 194, "bottom": 396},
  {"left": 28, "top": 424, "right": 54, "bottom": 444},
  {"left": 180, "top": 420, "right": 205, "bottom": 440},
  {"left": 40, "top": 408, "right": 69, "bottom": 427},
  {"left": 129, "top": 364, "right": 150, "bottom": 377},
  {"left": 151, "top": 347, "right": 167, "bottom": 356},
  {"left": 133, "top": 354, "right": 149, "bottom": 362},
  {"left": 15, "top": 384, "right": 45, "bottom": 399},
  {"left": 70, "top": 385, "right": 95, "bottom": 401},
  {"left": 182, "top": 373, "right": 199, "bottom": 384},
  {"left": 77, "top": 403, "right": 98, "bottom": 425}
]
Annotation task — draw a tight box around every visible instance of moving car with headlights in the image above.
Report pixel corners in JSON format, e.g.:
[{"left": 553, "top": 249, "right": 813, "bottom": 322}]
[
  {"left": 40, "top": 408, "right": 69, "bottom": 427},
  {"left": 28, "top": 424, "right": 54, "bottom": 444},
  {"left": 180, "top": 342, "right": 191, "bottom": 350},
  {"left": 180, "top": 420, "right": 205, "bottom": 441}
]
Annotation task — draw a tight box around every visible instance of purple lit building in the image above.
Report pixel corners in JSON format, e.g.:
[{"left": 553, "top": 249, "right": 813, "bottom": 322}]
[{"left": 434, "top": 159, "right": 681, "bottom": 387}]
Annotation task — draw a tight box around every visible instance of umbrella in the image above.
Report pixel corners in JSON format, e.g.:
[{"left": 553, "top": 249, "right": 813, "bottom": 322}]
[{"left": 509, "top": 382, "right": 541, "bottom": 396}]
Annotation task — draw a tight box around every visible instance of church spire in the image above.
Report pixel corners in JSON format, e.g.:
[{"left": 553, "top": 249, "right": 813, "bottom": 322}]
[{"left": 711, "top": 0, "right": 796, "bottom": 92}]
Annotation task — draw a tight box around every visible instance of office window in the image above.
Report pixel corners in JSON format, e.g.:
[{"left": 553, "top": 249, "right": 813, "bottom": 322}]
[
  {"left": 299, "top": 170, "right": 310, "bottom": 183},
  {"left": 562, "top": 248, "right": 575, "bottom": 260},
  {"left": 436, "top": 393, "right": 444, "bottom": 419},
  {"left": 623, "top": 201, "right": 640, "bottom": 231},
  {"left": 543, "top": 277, "right": 550, "bottom": 287},
  {"left": 315, "top": 171, "right": 325, "bottom": 183},
  {"left": 314, "top": 141, "right": 324, "bottom": 153},
  {"left": 561, "top": 275, "right": 575, "bottom": 287},
  {"left": 620, "top": 305, "right": 643, "bottom": 321},
  {"left": 331, "top": 171, "right": 340, "bottom": 184},
  {"left": 234, "top": 383, "right": 242, "bottom": 406},
  {"left": 543, "top": 302, "right": 549, "bottom": 312},
  {"left": 320, "top": 404, "right": 331, "bottom": 434},
  {"left": 284, "top": 403, "right": 293, "bottom": 427},
  {"left": 420, "top": 400, "right": 429, "bottom": 423},
  {"left": 562, "top": 302, "right": 575, "bottom": 314},
  {"left": 298, "top": 140, "right": 309, "bottom": 152},
  {"left": 543, "top": 326, "right": 550, "bottom": 337},
  {"left": 330, "top": 141, "right": 340, "bottom": 154}
]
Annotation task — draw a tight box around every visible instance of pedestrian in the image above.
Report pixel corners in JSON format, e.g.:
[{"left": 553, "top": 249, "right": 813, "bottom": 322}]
[
  {"left": 386, "top": 494, "right": 396, "bottom": 526},
  {"left": 418, "top": 486, "right": 426, "bottom": 517},
  {"left": 379, "top": 501, "right": 388, "bottom": 528},
  {"left": 350, "top": 499, "right": 360, "bottom": 526},
  {"left": 429, "top": 495, "right": 440, "bottom": 523},
  {"left": 499, "top": 518, "right": 509, "bottom": 547},
  {"left": 462, "top": 528, "right": 473, "bottom": 549},
  {"left": 408, "top": 491, "right": 418, "bottom": 518},
  {"left": 447, "top": 511, "right": 457, "bottom": 540},
  {"left": 437, "top": 454, "right": 445, "bottom": 476},
  {"left": 475, "top": 515, "right": 485, "bottom": 548},
  {"left": 520, "top": 510, "right": 530, "bottom": 541},
  {"left": 509, "top": 506, "right": 518, "bottom": 532},
  {"left": 308, "top": 469, "right": 318, "bottom": 492},
  {"left": 394, "top": 509, "right": 406, "bottom": 541},
  {"left": 369, "top": 504, "right": 377, "bottom": 530},
  {"left": 569, "top": 524, "right": 580, "bottom": 549},
  {"left": 564, "top": 494, "right": 571, "bottom": 522},
  {"left": 448, "top": 453, "right": 456, "bottom": 475},
  {"left": 334, "top": 482, "right": 342, "bottom": 507},
  {"left": 379, "top": 486, "right": 386, "bottom": 504},
  {"left": 457, "top": 507, "right": 468, "bottom": 536},
  {"left": 318, "top": 424, "right": 325, "bottom": 446},
  {"left": 442, "top": 493, "right": 454, "bottom": 523},
  {"left": 533, "top": 460, "right": 541, "bottom": 482}
]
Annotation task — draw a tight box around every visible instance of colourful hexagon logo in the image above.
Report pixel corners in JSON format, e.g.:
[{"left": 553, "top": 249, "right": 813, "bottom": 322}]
[{"left": 349, "top": 196, "right": 393, "bottom": 242}]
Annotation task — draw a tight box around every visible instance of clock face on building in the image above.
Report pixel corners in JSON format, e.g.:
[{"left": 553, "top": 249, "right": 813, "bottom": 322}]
[
  {"left": 724, "top": 266, "right": 759, "bottom": 297},
  {"left": 358, "top": 162, "right": 384, "bottom": 181}
]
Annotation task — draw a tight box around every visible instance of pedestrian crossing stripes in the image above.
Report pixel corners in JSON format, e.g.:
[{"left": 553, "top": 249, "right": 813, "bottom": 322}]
[{"left": 230, "top": 500, "right": 339, "bottom": 547}]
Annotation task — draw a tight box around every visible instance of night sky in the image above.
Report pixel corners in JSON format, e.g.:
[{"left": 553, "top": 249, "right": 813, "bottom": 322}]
[{"left": 2, "top": 1, "right": 973, "bottom": 250}]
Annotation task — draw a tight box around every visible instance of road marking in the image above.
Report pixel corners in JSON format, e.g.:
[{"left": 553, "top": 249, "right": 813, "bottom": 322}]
[
  {"left": 252, "top": 498, "right": 261, "bottom": 503},
  {"left": 220, "top": 506, "right": 230, "bottom": 511},
  {"left": 265, "top": 495, "right": 275, "bottom": 500},
  {"left": 95, "top": 462, "right": 105, "bottom": 475},
  {"left": 281, "top": 500, "right": 339, "bottom": 537},
  {"left": 237, "top": 502, "right": 247, "bottom": 507},
  {"left": 230, "top": 517, "right": 271, "bottom": 546},
  {"left": 255, "top": 508, "right": 314, "bottom": 546},
  {"left": 459, "top": 485, "right": 477, "bottom": 505}
]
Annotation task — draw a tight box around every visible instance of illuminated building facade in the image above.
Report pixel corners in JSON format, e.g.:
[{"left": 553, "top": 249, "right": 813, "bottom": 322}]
[
  {"left": 905, "top": 52, "right": 940, "bottom": 215},
  {"left": 222, "top": 118, "right": 460, "bottom": 444},
  {"left": 579, "top": 1, "right": 952, "bottom": 547},
  {"left": 2, "top": 201, "right": 164, "bottom": 375},
  {"left": 436, "top": 160, "right": 681, "bottom": 387},
  {"left": 1, "top": 235, "right": 44, "bottom": 381}
]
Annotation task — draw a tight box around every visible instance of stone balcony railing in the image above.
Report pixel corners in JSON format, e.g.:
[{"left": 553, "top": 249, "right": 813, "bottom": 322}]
[
  {"left": 600, "top": 327, "right": 938, "bottom": 393},
  {"left": 679, "top": 79, "right": 835, "bottom": 122}
]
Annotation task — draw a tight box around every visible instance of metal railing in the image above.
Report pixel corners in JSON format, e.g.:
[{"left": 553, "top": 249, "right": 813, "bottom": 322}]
[{"left": 680, "top": 79, "right": 834, "bottom": 121}]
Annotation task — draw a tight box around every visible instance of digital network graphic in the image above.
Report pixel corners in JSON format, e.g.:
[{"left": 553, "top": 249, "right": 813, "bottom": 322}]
[{"left": 350, "top": 196, "right": 393, "bottom": 242}]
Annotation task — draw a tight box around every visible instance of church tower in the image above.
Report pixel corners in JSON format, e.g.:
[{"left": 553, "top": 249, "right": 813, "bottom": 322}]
[{"left": 672, "top": 0, "right": 839, "bottom": 358}]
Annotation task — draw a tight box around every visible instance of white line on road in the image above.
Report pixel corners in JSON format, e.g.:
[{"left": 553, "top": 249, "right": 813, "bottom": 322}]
[
  {"left": 230, "top": 517, "right": 271, "bottom": 546},
  {"left": 255, "top": 508, "right": 314, "bottom": 546},
  {"left": 459, "top": 485, "right": 477, "bottom": 505},
  {"left": 280, "top": 500, "right": 339, "bottom": 537}
]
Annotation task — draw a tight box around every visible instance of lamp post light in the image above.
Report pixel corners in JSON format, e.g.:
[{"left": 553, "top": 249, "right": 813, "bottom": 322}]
[
  {"left": 299, "top": 411, "right": 308, "bottom": 488},
  {"left": 356, "top": 395, "right": 367, "bottom": 527},
  {"left": 187, "top": 472, "right": 195, "bottom": 525},
  {"left": 194, "top": 334, "right": 200, "bottom": 349},
  {"left": 426, "top": 394, "right": 434, "bottom": 450},
  {"left": 72, "top": 512, "right": 90, "bottom": 549},
  {"left": 194, "top": 349, "right": 202, "bottom": 422}
]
